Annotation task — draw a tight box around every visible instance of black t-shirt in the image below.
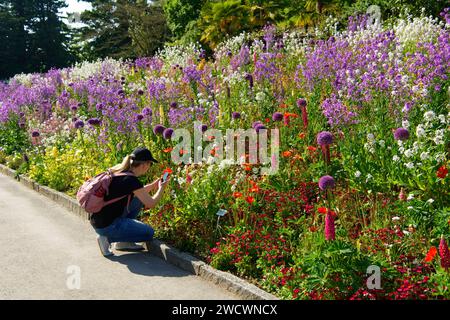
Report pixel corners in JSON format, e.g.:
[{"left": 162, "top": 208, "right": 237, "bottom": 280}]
[{"left": 89, "top": 172, "right": 143, "bottom": 229}]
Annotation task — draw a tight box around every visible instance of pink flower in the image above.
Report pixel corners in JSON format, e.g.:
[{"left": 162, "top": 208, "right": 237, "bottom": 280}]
[
  {"left": 439, "top": 235, "right": 450, "bottom": 270},
  {"left": 325, "top": 211, "right": 336, "bottom": 241}
]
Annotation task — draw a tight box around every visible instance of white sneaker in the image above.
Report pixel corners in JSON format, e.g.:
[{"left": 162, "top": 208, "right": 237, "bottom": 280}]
[
  {"left": 97, "top": 235, "right": 113, "bottom": 257},
  {"left": 114, "top": 242, "right": 145, "bottom": 251}
]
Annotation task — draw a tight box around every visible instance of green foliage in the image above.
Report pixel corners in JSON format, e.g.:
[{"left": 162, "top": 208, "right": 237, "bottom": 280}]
[{"left": 0, "top": 116, "right": 30, "bottom": 155}]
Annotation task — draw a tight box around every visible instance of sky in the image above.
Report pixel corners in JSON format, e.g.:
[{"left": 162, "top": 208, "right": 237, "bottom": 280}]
[{"left": 60, "top": 0, "right": 92, "bottom": 16}]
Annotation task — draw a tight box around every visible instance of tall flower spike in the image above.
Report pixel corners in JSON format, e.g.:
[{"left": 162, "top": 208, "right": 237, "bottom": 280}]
[
  {"left": 325, "top": 211, "right": 336, "bottom": 241},
  {"left": 439, "top": 235, "right": 450, "bottom": 270}
]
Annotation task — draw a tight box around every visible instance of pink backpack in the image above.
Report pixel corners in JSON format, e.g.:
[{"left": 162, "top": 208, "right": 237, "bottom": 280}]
[{"left": 76, "top": 170, "right": 135, "bottom": 214}]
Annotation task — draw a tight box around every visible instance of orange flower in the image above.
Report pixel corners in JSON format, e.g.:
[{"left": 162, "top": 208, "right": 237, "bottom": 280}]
[
  {"left": 179, "top": 149, "right": 188, "bottom": 155},
  {"left": 307, "top": 146, "right": 317, "bottom": 152},
  {"left": 163, "top": 168, "right": 173, "bottom": 174},
  {"left": 282, "top": 151, "right": 292, "bottom": 158},
  {"left": 425, "top": 246, "right": 438, "bottom": 262},
  {"left": 233, "top": 192, "right": 243, "bottom": 198},
  {"left": 249, "top": 184, "right": 260, "bottom": 193},
  {"left": 243, "top": 164, "right": 252, "bottom": 171},
  {"left": 163, "top": 147, "right": 173, "bottom": 153},
  {"left": 309, "top": 226, "right": 318, "bottom": 232},
  {"left": 246, "top": 196, "right": 255, "bottom": 204},
  {"left": 284, "top": 112, "right": 299, "bottom": 118},
  {"left": 298, "top": 132, "right": 306, "bottom": 139}
]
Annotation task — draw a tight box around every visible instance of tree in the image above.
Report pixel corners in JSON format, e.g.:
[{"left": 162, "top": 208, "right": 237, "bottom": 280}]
[
  {"left": 0, "top": 0, "right": 72, "bottom": 79},
  {"left": 127, "top": 0, "right": 169, "bottom": 57},
  {"left": 163, "top": 0, "right": 205, "bottom": 40},
  {"left": 27, "top": 0, "right": 74, "bottom": 72}
]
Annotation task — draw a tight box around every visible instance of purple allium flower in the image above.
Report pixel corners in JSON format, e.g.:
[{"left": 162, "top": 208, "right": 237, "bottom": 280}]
[
  {"left": 137, "top": 89, "right": 144, "bottom": 96},
  {"left": 117, "top": 89, "right": 124, "bottom": 96},
  {"left": 252, "top": 121, "right": 262, "bottom": 129},
  {"left": 19, "top": 112, "right": 25, "bottom": 117},
  {"left": 153, "top": 124, "right": 166, "bottom": 135},
  {"left": 96, "top": 103, "right": 104, "bottom": 111},
  {"left": 31, "top": 130, "right": 40, "bottom": 137},
  {"left": 87, "top": 118, "right": 101, "bottom": 126},
  {"left": 201, "top": 124, "right": 208, "bottom": 132},
  {"left": 199, "top": 49, "right": 206, "bottom": 59},
  {"left": 297, "top": 98, "right": 307, "bottom": 107},
  {"left": 71, "top": 106, "right": 78, "bottom": 111},
  {"left": 255, "top": 124, "right": 267, "bottom": 133},
  {"left": 319, "top": 175, "right": 335, "bottom": 190},
  {"left": 142, "top": 107, "right": 152, "bottom": 116},
  {"left": 136, "top": 114, "right": 144, "bottom": 121},
  {"left": 232, "top": 112, "right": 241, "bottom": 120},
  {"left": 317, "top": 131, "right": 334, "bottom": 146},
  {"left": 394, "top": 128, "right": 409, "bottom": 141},
  {"left": 163, "top": 128, "right": 174, "bottom": 140},
  {"left": 170, "top": 101, "right": 178, "bottom": 108},
  {"left": 74, "top": 120, "right": 84, "bottom": 129},
  {"left": 244, "top": 73, "right": 254, "bottom": 88},
  {"left": 272, "top": 112, "right": 283, "bottom": 122}
]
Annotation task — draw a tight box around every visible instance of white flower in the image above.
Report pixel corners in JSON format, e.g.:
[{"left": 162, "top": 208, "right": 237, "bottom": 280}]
[
  {"left": 393, "top": 155, "right": 400, "bottom": 162},
  {"left": 420, "top": 152, "right": 429, "bottom": 160},
  {"left": 399, "top": 146, "right": 405, "bottom": 154},
  {"left": 415, "top": 125, "right": 426, "bottom": 138},
  {"left": 407, "top": 194, "right": 414, "bottom": 201},
  {"left": 424, "top": 111, "right": 435, "bottom": 121},
  {"left": 438, "top": 114, "right": 446, "bottom": 124},
  {"left": 354, "top": 171, "right": 361, "bottom": 178},
  {"left": 426, "top": 198, "right": 434, "bottom": 204},
  {"left": 255, "top": 92, "right": 265, "bottom": 102},
  {"left": 405, "top": 162, "right": 414, "bottom": 169},
  {"left": 378, "top": 140, "right": 385, "bottom": 147},
  {"left": 433, "top": 136, "right": 444, "bottom": 145},
  {"left": 366, "top": 174, "right": 373, "bottom": 183},
  {"left": 404, "top": 149, "right": 414, "bottom": 158},
  {"left": 392, "top": 216, "right": 400, "bottom": 221},
  {"left": 407, "top": 206, "right": 414, "bottom": 210},
  {"left": 367, "top": 133, "right": 375, "bottom": 142},
  {"left": 435, "top": 152, "right": 446, "bottom": 162},
  {"left": 402, "top": 120, "right": 410, "bottom": 129}
]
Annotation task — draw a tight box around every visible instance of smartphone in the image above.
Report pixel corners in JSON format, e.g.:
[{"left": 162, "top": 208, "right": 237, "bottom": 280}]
[{"left": 162, "top": 172, "right": 169, "bottom": 182}]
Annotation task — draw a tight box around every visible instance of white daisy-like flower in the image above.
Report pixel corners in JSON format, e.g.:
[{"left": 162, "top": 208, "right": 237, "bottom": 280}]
[
  {"left": 402, "top": 120, "right": 409, "bottom": 129},
  {"left": 423, "top": 110, "right": 435, "bottom": 121},
  {"left": 420, "top": 152, "right": 429, "bottom": 160},
  {"left": 415, "top": 125, "right": 426, "bottom": 138},
  {"left": 393, "top": 155, "right": 400, "bottom": 162},
  {"left": 355, "top": 171, "right": 361, "bottom": 178},
  {"left": 405, "top": 162, "right": 414, "bottom": 169}
]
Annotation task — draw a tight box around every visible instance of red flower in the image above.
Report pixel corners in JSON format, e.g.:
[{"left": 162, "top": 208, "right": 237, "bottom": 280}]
[
  {"left": 282, "top": 151, "right": 292, "bottom": 158},
  {"left": 307, "top": 146, "right": 317, "bottom": 152},
  {"left": 437, "top": 165, "right": 448, "bottom": 179},
  {"left": 163, "top": 168, "right": 173, "bottom": 174},
  {"left": 318, "top": 207, "right": 328, "bottom": 214},
  {"left": 163, "top": 147, "right": 173, "bottom": 153},
  {"left": 246, "top": 196, "right": 255, "bottom": 204},
  {"left": 233, "top": 192, "right": 243, "bottom": 198},
  {"left": 424, "top": 246, "right": 437, "bottom": 262}
]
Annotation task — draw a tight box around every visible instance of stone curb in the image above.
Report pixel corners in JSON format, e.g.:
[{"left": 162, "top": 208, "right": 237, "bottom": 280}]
[{"left": 0, "top": 164, "right": 279, "bottom": 300}]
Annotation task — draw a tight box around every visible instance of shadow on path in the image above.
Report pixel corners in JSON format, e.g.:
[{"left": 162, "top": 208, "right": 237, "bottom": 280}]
[{"left": 106, "top": 252, "right": 188, "bottom": 278}]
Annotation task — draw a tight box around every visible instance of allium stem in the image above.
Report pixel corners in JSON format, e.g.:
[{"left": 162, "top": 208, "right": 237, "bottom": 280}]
[{"left": 321, "top": 144, "right": 331, "bottom": 165}]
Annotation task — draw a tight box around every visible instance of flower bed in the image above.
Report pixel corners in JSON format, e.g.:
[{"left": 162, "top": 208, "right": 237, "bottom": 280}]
[{"left": 1, "top": 11, "right": 449, "bottom": 299}]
